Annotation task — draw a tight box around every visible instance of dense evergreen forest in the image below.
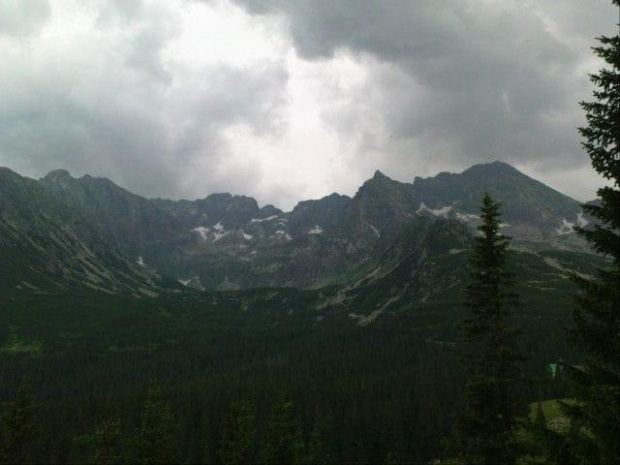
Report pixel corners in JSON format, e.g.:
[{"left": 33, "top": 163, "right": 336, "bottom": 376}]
[{"left": 0, "top": 282, "right": 574, "bottom": 464}]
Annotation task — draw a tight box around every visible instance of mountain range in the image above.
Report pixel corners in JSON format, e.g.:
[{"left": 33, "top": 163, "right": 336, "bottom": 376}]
[{"left": 1, "top": 161, "right": 586, "bottom": 294}]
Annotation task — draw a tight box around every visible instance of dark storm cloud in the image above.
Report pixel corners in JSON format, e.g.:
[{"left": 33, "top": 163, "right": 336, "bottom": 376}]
[
  {"left": 0, "top": 0, "right": 289, "bottom": 201},
  {"left": 0, "top": 57, "right": 287, "bottom": 199},
  {"left": 1, "top": 0, "right": 617, "bottom": 207},
  {"left": 231, "top": 0, "right": 618, "bottom": 177}
]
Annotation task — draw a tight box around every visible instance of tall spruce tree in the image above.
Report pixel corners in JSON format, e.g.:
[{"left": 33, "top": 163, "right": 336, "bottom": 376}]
[
  {"left": 262, "top": 393, "right": 304, "bottom": 465},
  {"left": 219, "top": 399, "right": 257, "bottom": 465},
  {"left": 561, "top": 2, "right": 620, "bottom": 463},
  {"left": 456, "top": 193, "right": 525, "bottom": 465},
  {"left": 128, "top": 383, "right": 178, "bottom": 465},
  {"left": 303, "top": 419, "right": 334, "bottom": 465},
  {"left": 76, "top": 418, "right": 123, "bottom": 465}
]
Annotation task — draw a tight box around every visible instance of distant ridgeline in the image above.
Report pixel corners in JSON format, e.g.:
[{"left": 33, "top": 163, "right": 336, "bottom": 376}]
[{"left": 1, "top": 160, "right": 592, "bottom": 292}]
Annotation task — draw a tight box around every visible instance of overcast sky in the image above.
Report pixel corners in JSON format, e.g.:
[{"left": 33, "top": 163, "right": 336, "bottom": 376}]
[{"left": 0, "top": 0, "right": 617, "bottom": 210}]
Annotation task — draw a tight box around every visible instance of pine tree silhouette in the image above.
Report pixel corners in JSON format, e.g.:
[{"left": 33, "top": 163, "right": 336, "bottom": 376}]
[
  {"left": 561, "top": 2, "right": 620, "bottom": 463},
  {"left": 262, "top": 393, "right": 304, "bottom": 465},
  {"left": 128, "top": 383, "right": 178, "bottom": 465},
  {"left": 219, "top": 399, "right": 257, "bottom": 465},
  {"left": 456, "top": 193, "right": 525, "bottom": 465}
]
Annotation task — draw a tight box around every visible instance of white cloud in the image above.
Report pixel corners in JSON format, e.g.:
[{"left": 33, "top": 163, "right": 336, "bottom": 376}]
[
  {"left": 0, "top": 0, "right": 51, "bottom": 37},
  {"left": 0, "top": 0, "right": 291, "bottom": 203}
]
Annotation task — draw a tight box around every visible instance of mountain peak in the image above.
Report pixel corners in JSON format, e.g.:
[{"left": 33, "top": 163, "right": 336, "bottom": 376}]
[
  {"left": 0, "top": 167, "right": 19, "bottom": 178},
  {"left": 488, "top": 160, "right": 520, "bottom": 171},
  {"left": 43, "top": 169, "right": 73, "bottom": 182},
  {"left": 464, "top": 160, "right": 521, "bottom": 176},
  {"left": 373, "top": 170, "right": 389, "bottom": 180},
  {"left": 353, "top": 170, "right": 410, "bottom": 206},
  {"left": 361, "top": 170, "right": 404, "bottom": 190}
]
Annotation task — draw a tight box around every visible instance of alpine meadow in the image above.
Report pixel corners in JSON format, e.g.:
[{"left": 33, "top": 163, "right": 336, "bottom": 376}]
[{"left": 0, "top": 1, "right": 618, "bottom": 464}]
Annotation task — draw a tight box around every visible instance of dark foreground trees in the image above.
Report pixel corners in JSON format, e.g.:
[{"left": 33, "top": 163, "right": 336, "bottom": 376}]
[
  {"left": 76, "top": 418, "right": 122, "bottom": 465},
  {"left": 219, "top": 399, "right": 257, "bottom": 465},
  {"left": 559, "top": 2, "right": 620, "bottom": 463},
  {"left": 455, "top": 193, "right": 525, "bottom": 465},
  {"left": 263, "top": 393, "right": 304, "bottom": 464},
  {"left": 128, "top": 383, "right": 179, "bottom": 465},
  {"left": 0, "top": 384, "right": 38, "bottom": 465}
]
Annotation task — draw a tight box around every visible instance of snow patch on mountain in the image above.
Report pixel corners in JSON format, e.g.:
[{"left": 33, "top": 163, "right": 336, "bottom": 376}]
[
  {"left": 212, "top": 229, "right": 229, "bottom": 242},
  {"left": 192, "top": 225, "right": 229, "bottom": 242},
  {"left": 455, "top": 212, "right": 480, "bottom": 222},
  {"left": 556, "top": 219, "right": 576, "bottom": 236},
  {"left": 137, "top": 256, "right": 145, "bottom": 267},
  {"left": 179, "top": 276, "right": 204, "bottom": 290},
  {"left": 308, "top": 225, "right": 323, "bottom": 235},
  {"left": 192, "top": 226, "right": 210, "bottom": 240},
  {"left": 577, "top": 213, "right": 589, "bottom": 228},
  {"left": 241, "top": 230, "right": 253, "bottom": 241},
  {"left": 555, "top": 213, "right": 588, "bottom": 236},
  {"left": 275, "top": 230, "right": 292, "bottom": 241},
  {"left": 417, "top": 202, "right": 453, "bottom": 218},
  {"left": 250, "top": 215, "right": 279, "bottom": 223}
]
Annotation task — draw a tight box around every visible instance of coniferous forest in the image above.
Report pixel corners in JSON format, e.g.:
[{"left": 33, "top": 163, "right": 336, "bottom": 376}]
[{"left": 0, "top": 1, "right": 618, "bottom": 464}]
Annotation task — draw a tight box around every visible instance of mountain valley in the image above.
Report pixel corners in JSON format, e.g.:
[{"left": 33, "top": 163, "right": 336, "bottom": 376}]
[{"left": 0, "top": 160, "right": 610, "bottom": 464}]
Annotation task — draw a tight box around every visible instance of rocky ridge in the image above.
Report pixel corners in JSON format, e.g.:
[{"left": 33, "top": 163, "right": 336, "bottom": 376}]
[{"left": 16, "top": 161, "right": 594, "bottom": 290}]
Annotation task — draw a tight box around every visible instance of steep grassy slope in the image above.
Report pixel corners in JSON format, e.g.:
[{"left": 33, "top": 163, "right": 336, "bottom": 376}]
[{"left": 0, "top": 168, "right": 171, "bottom": 295}]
